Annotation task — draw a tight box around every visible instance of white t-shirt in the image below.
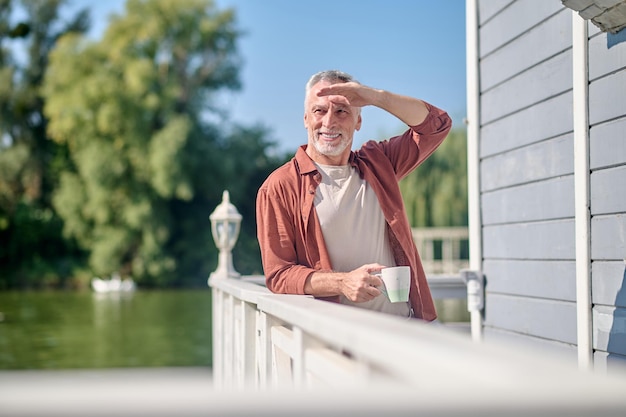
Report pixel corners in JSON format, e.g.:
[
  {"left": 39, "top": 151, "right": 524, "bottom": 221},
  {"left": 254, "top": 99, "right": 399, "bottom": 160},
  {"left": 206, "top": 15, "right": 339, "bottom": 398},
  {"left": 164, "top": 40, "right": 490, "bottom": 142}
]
[{"left": 314, "top": 163, "right": 410, "bottom": 317}]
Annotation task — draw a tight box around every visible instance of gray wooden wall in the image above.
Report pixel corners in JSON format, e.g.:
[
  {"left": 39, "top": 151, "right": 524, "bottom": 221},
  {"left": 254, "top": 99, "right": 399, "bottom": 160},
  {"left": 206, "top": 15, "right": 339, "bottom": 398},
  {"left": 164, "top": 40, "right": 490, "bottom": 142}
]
[
  {"left": 588, "top": 19, "right": 626, "bottom": 370},
  {"left": 476, "top": 0, "right": 626, "bottom": 369}
]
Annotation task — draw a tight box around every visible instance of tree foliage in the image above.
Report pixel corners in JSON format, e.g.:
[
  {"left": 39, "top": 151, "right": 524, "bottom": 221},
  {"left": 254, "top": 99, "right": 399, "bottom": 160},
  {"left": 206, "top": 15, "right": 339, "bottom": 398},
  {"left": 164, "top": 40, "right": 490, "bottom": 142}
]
[
  {"left": 400, "top": 127, "right": 468, "bottom": 227},
  {"left": 40, "top": 0, "right": 285, "bottom": 287},
  {"left": 0, "top": 0, "right": 89, "bottom": 288}
]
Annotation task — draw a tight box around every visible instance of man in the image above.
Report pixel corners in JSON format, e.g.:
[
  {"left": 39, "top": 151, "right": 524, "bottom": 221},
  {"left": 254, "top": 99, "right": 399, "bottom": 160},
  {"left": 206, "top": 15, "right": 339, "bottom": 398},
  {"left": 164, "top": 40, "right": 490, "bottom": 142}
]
[{"left": 256, "top": 70, "right": 452, "bottom": 321}]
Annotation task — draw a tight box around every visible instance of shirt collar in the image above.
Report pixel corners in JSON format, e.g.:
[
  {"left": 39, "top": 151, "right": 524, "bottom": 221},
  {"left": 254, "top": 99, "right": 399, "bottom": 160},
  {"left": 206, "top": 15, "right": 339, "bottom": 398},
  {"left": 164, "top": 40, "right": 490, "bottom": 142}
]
[{"left": 295, "top": 145, "right": 358, "bottom": 176}]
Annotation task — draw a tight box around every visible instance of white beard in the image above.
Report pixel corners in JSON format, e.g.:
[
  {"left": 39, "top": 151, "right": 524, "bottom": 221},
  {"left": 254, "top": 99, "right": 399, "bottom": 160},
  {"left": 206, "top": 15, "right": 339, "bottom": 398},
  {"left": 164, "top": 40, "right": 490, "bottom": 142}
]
[{"left": 312, "top": 133, "right": 351, "bottom": 157}]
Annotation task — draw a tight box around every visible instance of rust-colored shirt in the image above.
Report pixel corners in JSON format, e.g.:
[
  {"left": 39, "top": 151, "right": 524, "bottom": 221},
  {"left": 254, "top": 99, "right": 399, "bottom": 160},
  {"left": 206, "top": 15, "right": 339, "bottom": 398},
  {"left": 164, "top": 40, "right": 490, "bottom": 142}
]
[{"left": 256, "top": 103, "right": 452, "bottom": 321}]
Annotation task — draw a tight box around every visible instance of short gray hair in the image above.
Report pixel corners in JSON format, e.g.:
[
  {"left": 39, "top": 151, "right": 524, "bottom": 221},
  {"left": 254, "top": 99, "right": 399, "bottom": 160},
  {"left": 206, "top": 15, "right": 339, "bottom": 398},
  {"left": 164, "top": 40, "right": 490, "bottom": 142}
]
[
  {"left": 305, "top": 70, "right": 359, "bottom": 92},
  {"left": 304, "top": 70, "right": 361, "bottom": 110}
]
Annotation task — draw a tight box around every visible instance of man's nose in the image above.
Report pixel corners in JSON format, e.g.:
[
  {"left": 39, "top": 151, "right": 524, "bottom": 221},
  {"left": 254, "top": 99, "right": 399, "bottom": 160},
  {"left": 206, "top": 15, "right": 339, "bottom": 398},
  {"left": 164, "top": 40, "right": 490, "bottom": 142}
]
[{"left": 322, "top": 109, "right": 337, "bottom": 127}]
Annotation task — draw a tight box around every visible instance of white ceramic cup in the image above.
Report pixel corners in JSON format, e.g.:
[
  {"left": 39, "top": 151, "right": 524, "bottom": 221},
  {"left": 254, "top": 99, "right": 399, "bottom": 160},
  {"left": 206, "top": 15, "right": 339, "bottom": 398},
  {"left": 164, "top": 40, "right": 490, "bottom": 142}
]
[{"left": 380, "top": 266, "right": 411, "bottom": 303}]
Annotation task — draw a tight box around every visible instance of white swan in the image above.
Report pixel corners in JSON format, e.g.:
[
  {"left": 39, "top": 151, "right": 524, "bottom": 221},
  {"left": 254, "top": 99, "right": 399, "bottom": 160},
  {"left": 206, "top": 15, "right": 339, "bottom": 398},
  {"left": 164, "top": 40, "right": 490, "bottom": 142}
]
[{"left": 91, "top": 273, "right": 136, "bottom": 293}]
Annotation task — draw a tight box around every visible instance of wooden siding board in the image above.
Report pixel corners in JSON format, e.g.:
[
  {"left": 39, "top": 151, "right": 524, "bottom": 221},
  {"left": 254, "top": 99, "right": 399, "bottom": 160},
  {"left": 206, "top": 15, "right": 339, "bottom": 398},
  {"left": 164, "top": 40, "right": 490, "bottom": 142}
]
[
  {"left": 591, "top": 214, "right": 626, "bottom": 260},
  {"left": 593, "top": 305, "right": 626, "bottom": 356},
  {"left": 483, "top": 259, "right": 577, "bottom": 301},
  {"left": 484, "top": 293, "right": 577, "bottom": 344},
  {"left": 478, "top": 0, "right": 515, "bottom": 26},
  {"left": 480, "top": 92, "right": 573, "bottom": 158},
  {"left": 479, "top": 0, "right": 564, "bottom": 57},
  {"left": 483, "top": 219, "right": 576, "bottom": 260},
  {"left": 590, "top": 165, "right": 626, "bottom": 215},
  {"left": 590, "top": 117, "right": 626, "bottom": 170},
  {"left": 483, "top": 327, "right": 578, "bottom": 358},
  {"left": 593, "top": 351, "right": 626, "bottom": 373},
  {"left": 480, "top": 9, "right": 571, "bottom": 91},
  {"left": 589, "top": 30, "right": 626, "bottom": 81},
  {"left": 481, "top": 134, "right": 574, "bottom": 192},
  {"left": 592, "top": 261, "right": 626, "bottom": 307},
  {"left": 482, "top": 177, "right": 574, "bottom": 225},
  {"left": 589, "top": 70, "right": 626, "bottom": 125},
  {"left": 481, "top": 50, "right": 572, "bottom": 124}
]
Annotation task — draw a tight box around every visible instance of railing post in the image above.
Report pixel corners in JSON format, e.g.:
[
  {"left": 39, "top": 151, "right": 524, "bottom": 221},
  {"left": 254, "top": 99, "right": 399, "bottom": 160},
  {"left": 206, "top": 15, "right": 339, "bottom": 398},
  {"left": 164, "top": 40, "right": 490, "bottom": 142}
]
[
  {"left": 211, "top": 286, "right": 224, "bottom": 389},
  {"left": 293, "top": 327, "right": 306, "bottom": 390},
  {"left": 223, "top": 293, "right": 234, "bottom": 387},
  {"left": 255, "top": 310, "right": 271, "bottom": 390},
  {"left": 240, "top": 300, "right": 257, "bottom": 388}
]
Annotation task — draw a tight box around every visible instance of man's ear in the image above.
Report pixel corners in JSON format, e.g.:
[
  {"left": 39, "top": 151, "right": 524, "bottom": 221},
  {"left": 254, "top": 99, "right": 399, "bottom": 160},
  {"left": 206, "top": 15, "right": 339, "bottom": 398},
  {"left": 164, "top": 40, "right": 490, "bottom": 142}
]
[{"left": 355, "top": 114, "right": 362, "bottom": 131}]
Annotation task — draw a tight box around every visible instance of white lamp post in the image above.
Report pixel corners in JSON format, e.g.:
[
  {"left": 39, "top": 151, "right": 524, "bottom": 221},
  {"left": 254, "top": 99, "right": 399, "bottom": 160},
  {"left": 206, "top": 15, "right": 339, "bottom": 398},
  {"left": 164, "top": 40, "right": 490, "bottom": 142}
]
[{"left": 209, "top": 190, "right": 242, "bottom": 281}]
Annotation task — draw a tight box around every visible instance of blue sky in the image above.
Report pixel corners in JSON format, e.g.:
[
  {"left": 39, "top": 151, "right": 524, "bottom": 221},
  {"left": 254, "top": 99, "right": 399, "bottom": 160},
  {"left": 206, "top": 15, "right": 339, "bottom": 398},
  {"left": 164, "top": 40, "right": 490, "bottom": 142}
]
[{"left": 71, "top": 0, "right": 466, "bottom": 153}]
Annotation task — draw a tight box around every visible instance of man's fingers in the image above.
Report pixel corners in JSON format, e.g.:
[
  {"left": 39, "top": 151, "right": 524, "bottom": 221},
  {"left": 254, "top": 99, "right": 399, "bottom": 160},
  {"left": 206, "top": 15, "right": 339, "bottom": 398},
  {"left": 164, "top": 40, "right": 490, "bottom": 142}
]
[{"left": 370, "top": 275, "right": 383, "bottom": 287}]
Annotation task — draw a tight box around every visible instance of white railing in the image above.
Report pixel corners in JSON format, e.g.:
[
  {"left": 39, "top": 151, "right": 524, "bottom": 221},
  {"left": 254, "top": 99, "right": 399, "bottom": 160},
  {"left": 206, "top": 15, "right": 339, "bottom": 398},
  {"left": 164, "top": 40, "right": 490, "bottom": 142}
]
[
  {"left": 210, "top": 275, "right": 475, "bottom": 391},
  {"left": 209, "top": 276, "right": 626, "bottom": 414},
  {"left": 412, "top": 227, "right": 469, "bottom": 275}
]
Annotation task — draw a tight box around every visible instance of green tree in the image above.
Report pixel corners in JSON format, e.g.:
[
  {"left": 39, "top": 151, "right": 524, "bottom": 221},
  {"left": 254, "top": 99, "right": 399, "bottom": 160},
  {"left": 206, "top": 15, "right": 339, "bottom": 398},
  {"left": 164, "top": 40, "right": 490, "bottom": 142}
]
[
  {"left": 0, "top": 0, "right": 89, "bottom": 289},
  {"left": 42, "top": 0, "right": 280, "bottom": 287},
  {"left": 399, "top": 127, "right": 468, "bottom": 227},
  {"left": 218, "top": 124, "right": 291, "bottom": 275}
]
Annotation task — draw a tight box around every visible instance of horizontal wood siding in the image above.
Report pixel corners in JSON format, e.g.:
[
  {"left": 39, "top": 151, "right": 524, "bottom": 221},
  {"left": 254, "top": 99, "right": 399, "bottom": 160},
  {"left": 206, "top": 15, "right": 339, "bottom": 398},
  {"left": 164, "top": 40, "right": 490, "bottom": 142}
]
[
  {"left": 592, "top": 261, "right": 626, "bottom": 307},
  {"left": 592, "top": 261, "right": 626, "bottom": 368},
  {"left": 590, "top": 165, "right": 626, "bottom": 214},
  {"left": 590, "top": 118, "right": 626, "bottom": 170},
  {"left": 477, "top": 1, "right": 577, "bottom": 351},
  {"left": 484, "top": 259, "right": 577, "bottom": 301},
  {"left": 481, "top": 92, "right": 573, "bottom": 158},
  {"left": 477, "top": 0, "right": 626, "bottom": 369},
  {"left": 587, "top": 21, "right": 626, "bottom": 370},
  {"left": 478, "top": 0, "right": 514, "bottom": 26},
  {"left": 480, "top": 8, "right": 571, "bottom": 91},
  {"left": 481, "top": 50, "right": 572, "bottom": 124},
  {"left": 593, "top": 306, "right": 626, "bottom": 356},
  {"left": 591, "top": 215, "right": 626, "bottom": 260},
  {"left": 588, "top": 31, "right": 626, "bottom": 81},
  {"left": 484, "top": 327, "right": 578, "bottom": 357},
  {"left": 589, "top": 70, "right": 626, "bottom": 125},
  {"left": 479, "top": 0, "right": 563, "bottom": 57},
  {"left": 483, "top": 219, "right": 576, "bottom": 260},
  {"left": 480, "top": 134, "right": 574, "bottom": 192},
  {"left": 484, "top": 294, "right": 577, "bottom": 344},
  {"left": 593, "top": 351, "right": 626, "bottom": 372},
  {"left": 482, "top": 176, "right": 574, "bottom": 225}
]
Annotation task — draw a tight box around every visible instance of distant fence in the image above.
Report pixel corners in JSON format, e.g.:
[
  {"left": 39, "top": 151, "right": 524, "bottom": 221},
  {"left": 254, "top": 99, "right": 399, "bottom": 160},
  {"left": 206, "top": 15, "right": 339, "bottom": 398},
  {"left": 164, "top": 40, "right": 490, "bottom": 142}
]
[{"left": 412, "top": 227, "right": 469, "bottom": 275}]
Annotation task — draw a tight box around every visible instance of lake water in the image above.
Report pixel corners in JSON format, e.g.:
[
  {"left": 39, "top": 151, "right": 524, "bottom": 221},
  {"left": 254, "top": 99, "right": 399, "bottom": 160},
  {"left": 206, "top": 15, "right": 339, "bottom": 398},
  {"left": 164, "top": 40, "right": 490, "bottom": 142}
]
[
  {"left": 0, "top": 288, "right": 469, "bottom": 370},
  {"left": 0, "top": 289, "right": 212, "bottom": 369}
]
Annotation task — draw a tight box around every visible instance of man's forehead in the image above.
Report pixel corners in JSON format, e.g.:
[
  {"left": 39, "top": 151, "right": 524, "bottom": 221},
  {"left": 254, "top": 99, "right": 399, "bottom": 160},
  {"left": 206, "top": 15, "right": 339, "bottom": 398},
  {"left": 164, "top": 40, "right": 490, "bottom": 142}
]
[
  {"left": 307, "top": 82, "right": 351, "bottom": 107},
  {"left": 308, "top": 95, "right": 350, "bottom": 109},
  {"left": 311, "top": 79, "right": 340, "bottom": 90}
]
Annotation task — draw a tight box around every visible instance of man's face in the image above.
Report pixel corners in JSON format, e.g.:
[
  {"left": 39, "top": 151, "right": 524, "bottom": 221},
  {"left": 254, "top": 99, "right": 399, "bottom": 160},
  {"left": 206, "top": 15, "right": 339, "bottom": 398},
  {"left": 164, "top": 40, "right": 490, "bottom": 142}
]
[{"left": 304, "top": 81, "right": 362, "bottom": 162}]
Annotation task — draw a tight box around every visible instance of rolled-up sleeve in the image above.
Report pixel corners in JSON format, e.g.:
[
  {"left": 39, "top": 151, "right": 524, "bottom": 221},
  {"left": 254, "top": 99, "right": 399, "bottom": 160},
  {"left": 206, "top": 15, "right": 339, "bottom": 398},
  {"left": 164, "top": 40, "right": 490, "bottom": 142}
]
[
  {"left": 380, "top": 103, "right": 452, "bottom": 180},
  {"left": 409, "top": 103, "right": 452, "bottom": 165}
]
